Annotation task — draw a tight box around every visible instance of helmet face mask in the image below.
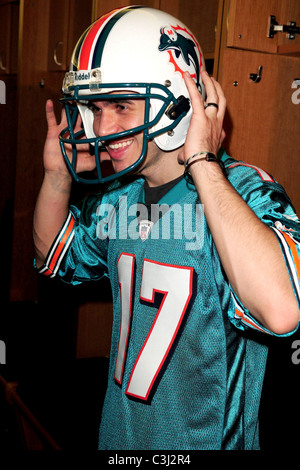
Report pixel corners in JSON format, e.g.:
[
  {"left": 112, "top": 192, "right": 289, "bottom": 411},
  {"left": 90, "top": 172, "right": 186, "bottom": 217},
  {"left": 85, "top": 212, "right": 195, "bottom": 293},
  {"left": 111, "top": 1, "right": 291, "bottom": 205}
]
[{"left": 60, "top": 6, "right": 205, "bottom": 184}]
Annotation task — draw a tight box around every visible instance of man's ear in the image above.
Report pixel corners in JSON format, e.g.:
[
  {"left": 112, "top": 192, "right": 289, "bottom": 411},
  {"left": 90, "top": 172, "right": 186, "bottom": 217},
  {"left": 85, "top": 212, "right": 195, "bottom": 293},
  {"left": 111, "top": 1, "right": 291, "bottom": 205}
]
[{"left": 177, "top": 146, "right": 185, "bottom": 165}]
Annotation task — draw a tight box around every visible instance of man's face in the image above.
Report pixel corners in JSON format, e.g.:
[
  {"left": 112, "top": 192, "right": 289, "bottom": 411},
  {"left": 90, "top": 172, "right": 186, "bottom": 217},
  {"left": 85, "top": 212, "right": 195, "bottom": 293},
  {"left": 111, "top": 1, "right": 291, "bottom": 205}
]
[{"left": 90, "top": 94, "right": 157, "bottom": 176}]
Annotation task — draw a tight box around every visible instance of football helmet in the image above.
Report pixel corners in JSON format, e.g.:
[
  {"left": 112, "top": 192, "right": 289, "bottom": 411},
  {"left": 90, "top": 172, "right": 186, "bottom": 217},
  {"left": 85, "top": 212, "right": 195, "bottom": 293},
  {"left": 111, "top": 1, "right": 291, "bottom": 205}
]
[{"left": 60, "top": 5, "right": 205, "bottom": 184}]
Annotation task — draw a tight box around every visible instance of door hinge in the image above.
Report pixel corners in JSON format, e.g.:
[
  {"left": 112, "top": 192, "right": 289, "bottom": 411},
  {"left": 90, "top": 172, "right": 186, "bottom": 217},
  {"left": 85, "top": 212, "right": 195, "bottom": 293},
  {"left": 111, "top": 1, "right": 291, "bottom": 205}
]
[{"left": 268, "top": 15, "right": 300, "bottom": 40}]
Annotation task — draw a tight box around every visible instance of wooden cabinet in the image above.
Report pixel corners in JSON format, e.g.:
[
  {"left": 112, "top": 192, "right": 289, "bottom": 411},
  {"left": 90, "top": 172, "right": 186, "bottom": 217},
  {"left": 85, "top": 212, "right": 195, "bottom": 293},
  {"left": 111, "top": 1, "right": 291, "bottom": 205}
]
[
  {"left": 222, "top": 48, "right": 300, "bottom": 209},
  {"left": 227, "top": 0, "right": 300, "bottom": 54},
  {"left": 215, "top": 0, "right": 300, "bottom": 214},
  {"left": 46, "top": 0, "right": 70, "bottom": 71},
  {"left": 0, "top": 1, "right": 19, "bottom": 74},
  {"left": 47, "top": 0, "right": 93, "bottom": 71}
]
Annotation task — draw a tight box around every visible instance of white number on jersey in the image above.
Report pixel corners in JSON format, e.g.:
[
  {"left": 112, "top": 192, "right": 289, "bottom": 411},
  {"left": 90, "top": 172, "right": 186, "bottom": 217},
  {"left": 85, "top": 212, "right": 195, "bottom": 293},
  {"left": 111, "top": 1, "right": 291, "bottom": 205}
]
[{"left": 115, "top": 253, "right": 194, "bottom": 400}]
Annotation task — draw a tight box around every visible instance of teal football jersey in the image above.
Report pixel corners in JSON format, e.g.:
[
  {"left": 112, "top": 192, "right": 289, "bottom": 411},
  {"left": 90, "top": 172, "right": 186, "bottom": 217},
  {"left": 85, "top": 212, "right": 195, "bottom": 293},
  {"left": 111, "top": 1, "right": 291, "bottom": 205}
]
[{"left": 38, "top": 151, "right": 300, "bottom": 450}]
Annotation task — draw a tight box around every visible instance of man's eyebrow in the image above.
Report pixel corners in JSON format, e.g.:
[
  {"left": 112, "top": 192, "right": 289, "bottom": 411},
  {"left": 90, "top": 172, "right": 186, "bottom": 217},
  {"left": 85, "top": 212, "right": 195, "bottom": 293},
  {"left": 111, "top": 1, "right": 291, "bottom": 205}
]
[
  {"left": 111, "top": 98, "right": 135, "bottom": 104},
  {"left": 89, "top": 97, "right": 138, "bottom": 105}
]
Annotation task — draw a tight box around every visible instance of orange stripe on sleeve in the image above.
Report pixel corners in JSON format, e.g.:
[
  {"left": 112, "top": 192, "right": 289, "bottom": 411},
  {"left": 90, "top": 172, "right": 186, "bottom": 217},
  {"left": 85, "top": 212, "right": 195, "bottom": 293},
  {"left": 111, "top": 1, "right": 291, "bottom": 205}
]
[
  {"left": 47, "top": 217, "right": 75, "bottom": 275},
  {"left": 41, "top": 268, "right": 53, "bottom": 277},
  {"left": 234, "top": 308, "right": 266, "bottom": 333},
  {"left": 281, "top": 231, "right": 300, "bottom": 282}
]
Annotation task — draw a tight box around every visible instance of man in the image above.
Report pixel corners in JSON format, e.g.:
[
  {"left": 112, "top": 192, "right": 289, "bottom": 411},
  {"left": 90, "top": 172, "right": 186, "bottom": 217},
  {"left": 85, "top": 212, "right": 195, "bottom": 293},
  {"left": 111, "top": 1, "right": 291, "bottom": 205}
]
[{"left": 33, "top": 6, "right": 300, "bottom": 450}]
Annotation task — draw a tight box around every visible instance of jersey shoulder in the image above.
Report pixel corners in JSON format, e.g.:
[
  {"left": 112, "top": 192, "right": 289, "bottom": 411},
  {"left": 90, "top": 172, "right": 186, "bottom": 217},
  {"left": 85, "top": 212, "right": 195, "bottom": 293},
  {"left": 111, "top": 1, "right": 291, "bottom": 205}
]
[{"left": 220, "top": 150, "right": 276, "bottom": 184}]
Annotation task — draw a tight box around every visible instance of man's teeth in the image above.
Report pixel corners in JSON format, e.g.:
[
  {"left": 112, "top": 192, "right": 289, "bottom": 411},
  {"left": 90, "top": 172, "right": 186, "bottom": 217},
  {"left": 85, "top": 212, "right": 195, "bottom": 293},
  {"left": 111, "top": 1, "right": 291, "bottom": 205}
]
[{"left": 109, "top": 140, "right": 133, "bottom": 150}]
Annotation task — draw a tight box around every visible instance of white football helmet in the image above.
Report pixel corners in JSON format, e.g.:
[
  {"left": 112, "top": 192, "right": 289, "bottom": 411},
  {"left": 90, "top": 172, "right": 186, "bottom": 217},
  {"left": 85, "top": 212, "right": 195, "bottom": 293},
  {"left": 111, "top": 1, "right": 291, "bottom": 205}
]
[{"left": 60, "top": 5, "right": 205, "bottom": 183}]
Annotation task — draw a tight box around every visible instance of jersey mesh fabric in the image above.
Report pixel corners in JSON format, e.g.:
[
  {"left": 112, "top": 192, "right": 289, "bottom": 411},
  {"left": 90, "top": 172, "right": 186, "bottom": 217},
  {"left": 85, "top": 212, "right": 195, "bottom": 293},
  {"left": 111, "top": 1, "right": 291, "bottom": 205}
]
[{"left": 38, "top": 150, "right": 300, "bottom": 450}]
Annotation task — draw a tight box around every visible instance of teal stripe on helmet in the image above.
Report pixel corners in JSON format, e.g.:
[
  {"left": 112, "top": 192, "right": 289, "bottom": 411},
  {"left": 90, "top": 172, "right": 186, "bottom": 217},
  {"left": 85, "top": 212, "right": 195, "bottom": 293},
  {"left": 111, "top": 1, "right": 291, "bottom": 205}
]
[{"left": 92, "top": 6, "right": 143, "bottom": 70}]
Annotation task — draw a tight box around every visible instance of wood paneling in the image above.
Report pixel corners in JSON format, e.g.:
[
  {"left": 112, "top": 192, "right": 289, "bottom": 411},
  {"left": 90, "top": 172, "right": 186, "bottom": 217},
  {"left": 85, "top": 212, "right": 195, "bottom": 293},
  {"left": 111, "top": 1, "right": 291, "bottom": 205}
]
[
  {"left": 93, "top": 0, "right": 160, "bottom": 19},
  {"left": 160, "top": 0, "right": 218, "bottom": 58},
  {"left": 221, "top": 48, "right": 300, "bottom": 213}
]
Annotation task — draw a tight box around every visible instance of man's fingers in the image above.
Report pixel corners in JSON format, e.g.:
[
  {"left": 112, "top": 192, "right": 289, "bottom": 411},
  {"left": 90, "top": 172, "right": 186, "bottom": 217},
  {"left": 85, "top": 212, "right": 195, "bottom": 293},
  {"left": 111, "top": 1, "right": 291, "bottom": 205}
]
[
  {"left": 184, "top": 70, "right": 223, "bottom": 116},
  {"left": 183, "top": 71, "right": 204, "bottom": 112},
  {"left": 201, "top": 71, "right": 218, "bottom": 106},
  {"left": 45, "top": 99, "right": 58, "bottom": 130},
  {"left": 46, "top": 99, "right": 68, "bottom": 132}
]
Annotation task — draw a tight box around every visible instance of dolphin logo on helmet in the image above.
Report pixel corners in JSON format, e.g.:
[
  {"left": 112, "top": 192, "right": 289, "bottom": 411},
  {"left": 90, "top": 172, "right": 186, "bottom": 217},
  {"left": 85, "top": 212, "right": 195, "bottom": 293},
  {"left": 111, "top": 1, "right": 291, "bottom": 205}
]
[{"left": 159, "top": 26, "right": 201, "bottom": 91}]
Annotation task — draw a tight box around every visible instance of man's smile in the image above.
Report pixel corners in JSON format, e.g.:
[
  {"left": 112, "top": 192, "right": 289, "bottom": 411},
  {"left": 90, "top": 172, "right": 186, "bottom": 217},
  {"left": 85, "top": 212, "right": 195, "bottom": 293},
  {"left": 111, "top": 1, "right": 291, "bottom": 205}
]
[{"left": 108, "top": 139, "right": 133, "bottom": 151}]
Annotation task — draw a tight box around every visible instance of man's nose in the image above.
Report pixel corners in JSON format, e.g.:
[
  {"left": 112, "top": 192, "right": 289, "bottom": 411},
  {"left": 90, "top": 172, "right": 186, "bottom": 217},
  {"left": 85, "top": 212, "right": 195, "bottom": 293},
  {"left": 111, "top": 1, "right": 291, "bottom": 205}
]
[{"left": 94, "top": 109, "right": 120, "bottom": 138}]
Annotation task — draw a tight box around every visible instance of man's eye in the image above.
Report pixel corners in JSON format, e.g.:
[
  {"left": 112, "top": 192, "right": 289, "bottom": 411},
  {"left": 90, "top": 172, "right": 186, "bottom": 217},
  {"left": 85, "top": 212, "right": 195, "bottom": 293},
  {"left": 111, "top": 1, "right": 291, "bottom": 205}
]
[
  {"left": 115, "top": 103, "right": 127, "bottom": 111},
  {"left": 89, "top": 104, "right": 101, "bottom": 114}
]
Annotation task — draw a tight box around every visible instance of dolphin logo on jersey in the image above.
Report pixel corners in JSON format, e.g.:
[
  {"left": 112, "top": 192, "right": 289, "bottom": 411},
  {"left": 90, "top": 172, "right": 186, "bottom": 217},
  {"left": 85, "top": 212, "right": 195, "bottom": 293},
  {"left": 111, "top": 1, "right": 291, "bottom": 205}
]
[{"left": 158, "top": 26, "right": 201, "bottom": 89}]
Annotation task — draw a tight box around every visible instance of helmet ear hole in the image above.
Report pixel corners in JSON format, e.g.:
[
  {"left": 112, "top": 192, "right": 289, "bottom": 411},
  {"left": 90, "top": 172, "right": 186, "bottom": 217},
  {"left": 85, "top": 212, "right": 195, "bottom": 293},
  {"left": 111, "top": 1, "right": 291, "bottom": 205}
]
[{"left": 165, "top": 96, "right": 190, "bottom": 120}]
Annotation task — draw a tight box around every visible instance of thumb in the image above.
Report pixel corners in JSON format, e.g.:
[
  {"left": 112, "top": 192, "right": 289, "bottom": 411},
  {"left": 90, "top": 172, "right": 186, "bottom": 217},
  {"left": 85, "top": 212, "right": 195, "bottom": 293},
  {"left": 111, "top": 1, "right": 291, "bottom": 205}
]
[{"left": 45, "top": 99, "right": 58, "bottom": 130}]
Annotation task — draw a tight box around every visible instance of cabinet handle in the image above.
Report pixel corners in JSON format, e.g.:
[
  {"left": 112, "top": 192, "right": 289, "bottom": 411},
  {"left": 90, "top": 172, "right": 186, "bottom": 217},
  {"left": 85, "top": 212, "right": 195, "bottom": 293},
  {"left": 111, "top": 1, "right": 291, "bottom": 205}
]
[
  {"left": 249, "top": 66, "right": 263, "bottom": 83},
  {"left": 0, "top": 54, "right": 7, "bottom": 71},
  {"left": 53, "top": 41, "right": 63, "bottom": 66}
]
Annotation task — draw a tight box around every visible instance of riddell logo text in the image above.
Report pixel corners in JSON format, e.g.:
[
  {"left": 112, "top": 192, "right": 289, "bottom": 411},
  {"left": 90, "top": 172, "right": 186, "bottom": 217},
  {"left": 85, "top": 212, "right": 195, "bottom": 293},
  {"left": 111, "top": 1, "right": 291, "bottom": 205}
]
[{"left": 74, "top": 72, "right": 90, "bottom": 81}]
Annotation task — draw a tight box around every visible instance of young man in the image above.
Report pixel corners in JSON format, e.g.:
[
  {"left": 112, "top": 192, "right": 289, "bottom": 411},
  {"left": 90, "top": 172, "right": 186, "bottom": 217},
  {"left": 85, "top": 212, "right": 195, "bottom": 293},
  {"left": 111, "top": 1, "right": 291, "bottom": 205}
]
[{"left": 33, "top": 6, "right": 300, "bottom": 450}]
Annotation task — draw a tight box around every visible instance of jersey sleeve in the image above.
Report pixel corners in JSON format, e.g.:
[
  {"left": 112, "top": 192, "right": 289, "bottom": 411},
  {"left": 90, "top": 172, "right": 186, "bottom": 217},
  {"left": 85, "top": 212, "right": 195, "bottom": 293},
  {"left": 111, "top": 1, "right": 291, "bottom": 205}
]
[
  {"left": 224, "top": 157, "right": 300, "bottom": 337},
  {"left": 36, "top": 193, "right": 109, "bottom": 285}
]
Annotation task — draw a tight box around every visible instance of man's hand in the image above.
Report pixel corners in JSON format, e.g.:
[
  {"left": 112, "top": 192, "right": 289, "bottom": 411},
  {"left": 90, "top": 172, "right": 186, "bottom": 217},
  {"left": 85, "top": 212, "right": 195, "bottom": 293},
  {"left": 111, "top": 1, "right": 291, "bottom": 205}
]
[
  {"left": 180, "top": 70, "right": 226, "bottom": 164},
  {"left": 43, "top": 100, "right": 96, "bottom": 182}
]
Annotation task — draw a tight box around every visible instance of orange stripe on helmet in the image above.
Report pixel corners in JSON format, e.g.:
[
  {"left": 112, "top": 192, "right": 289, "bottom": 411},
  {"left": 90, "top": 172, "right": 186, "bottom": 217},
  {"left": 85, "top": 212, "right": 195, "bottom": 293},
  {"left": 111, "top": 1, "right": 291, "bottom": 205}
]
[{"left": 78, "top": 9, "right": 120, "bottom": 70}]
